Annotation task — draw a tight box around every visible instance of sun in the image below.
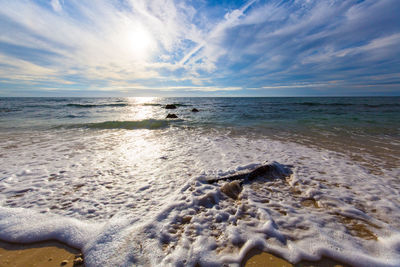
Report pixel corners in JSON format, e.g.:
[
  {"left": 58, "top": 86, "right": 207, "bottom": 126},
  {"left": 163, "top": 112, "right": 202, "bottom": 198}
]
[
  {"left": 125, "top": 23, "right": 156, "bottom": 60},
  {"left": 129, "top": 27, "right": 153, "bottom": 52}
]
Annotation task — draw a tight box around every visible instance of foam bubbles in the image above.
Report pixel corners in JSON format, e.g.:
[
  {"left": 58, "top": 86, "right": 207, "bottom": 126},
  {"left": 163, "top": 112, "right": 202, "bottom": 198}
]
[{"left": 0, "top": 127, "right": 399, "bottom": 266}]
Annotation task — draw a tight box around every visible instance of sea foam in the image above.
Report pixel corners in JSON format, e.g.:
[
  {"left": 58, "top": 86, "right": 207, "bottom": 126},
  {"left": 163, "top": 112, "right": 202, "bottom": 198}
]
[{"left": 0, "top": 127, "right": 399, "bottom": 266}]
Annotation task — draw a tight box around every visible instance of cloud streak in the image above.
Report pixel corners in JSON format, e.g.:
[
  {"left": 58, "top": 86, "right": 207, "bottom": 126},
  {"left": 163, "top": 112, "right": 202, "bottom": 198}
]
[
  {"left": 50, "top": 0, "right": 62, "bottom": 12},
  {"left": 0, "top": 0, "right": 399, "bottom": 96}
]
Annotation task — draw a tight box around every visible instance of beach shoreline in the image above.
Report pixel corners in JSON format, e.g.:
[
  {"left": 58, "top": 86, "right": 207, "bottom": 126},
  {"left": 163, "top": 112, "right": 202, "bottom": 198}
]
[
  {"left": 0, "top": 97, "right": 398, "bottom": 266},
  {"left": 0, "top": 239, "right": 350, "bottom": 267}
]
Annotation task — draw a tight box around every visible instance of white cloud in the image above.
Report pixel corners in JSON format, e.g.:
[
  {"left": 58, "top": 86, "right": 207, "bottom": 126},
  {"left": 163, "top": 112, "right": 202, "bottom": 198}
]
[
  {"left": 88, "top": 84, "right": 242, "bottom": 92},
  {"left": 0, "top": 0, "right": 399, "bottom": 94},
  {"left": 0, "top": 0, "right": 191, "bottom": 84},
  {"left": 301, "top": 33, "right": 400, "bottom": 64},
  {"left": 0, "top": 52, "right": 73, "bottom": 85},
  {"left": 0, "top": 0, "right": 254, "bottom": 87},
  {"left": 178, "top": 0, "right": 257, "bottom": 71},
  {"left": 260, "top": 82, "right": 336, "bottom": 90},
  {"left": 51, "top": 0, "right": 63, "bottom": 12}
]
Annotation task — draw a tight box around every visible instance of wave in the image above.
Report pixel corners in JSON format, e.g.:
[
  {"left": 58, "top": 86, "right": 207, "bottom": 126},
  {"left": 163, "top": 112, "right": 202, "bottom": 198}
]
[
  {"left": 66, "top": 103, "right": 129, "bottom": 108},
  {"left": 363, "top": 103, "right": 400, "bottom": 108},
  {"left": 24, "top": 104, "right": 60, "bottom": 109},
  {"left": 297, "top": 102, "right": 400, "bottom": 108},
  {"left": 173, "top": 103, "right": 192, "bottom": 107},
  {"left": 64, "top": 114, "right": 84, "bottom": 118},
  {"left": 0, "top": 108, "right": 20, "bottom": 113},
  {"left": 142, "top": 103, "right": 163, "bottom": 107},
  {"left": 297, "top": 102, "right": 353, "bottom": 107},
  {"left": 69, "top": 120, "right": 173, "bottom": 130},
  {"left": 141, "top": 103, "right": 191, "bottom": 107}
]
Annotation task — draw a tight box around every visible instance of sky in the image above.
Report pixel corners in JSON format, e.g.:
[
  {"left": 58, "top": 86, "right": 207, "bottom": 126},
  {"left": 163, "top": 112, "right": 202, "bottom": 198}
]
[{"left": 0, "top": 0, "right": 399, "bottom": 97}]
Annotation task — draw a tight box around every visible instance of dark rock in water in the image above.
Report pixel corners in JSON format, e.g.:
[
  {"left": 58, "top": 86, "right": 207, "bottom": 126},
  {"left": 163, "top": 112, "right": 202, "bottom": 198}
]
[
  {"left": 191, "top": 108, "right": 199, "bottom": 112},
  {"left": 166, "top": 113, "right": 178, "bottom": 119},
  {"left": 165, "top": 104, "right": 177, "bottom": 109}
]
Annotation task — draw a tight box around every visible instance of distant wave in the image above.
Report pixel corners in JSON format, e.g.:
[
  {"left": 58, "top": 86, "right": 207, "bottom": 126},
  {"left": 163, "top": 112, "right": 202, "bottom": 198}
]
[
  {"left": 173, "top": 103, "right": 192, "bottom": 107},
  {"left": 297, "top": 102, "right": 353, "bottom": 107},
  {"left": 142, "top": 103, "right": 163, "bottom": 106},
  {"left": 297, "top": 102, "right": 400, "bottom": 108},
  {"left": 0, "top": 108, "right": 20, "bottom": 113},
  {"left": 363, "top": 103, "right": 400, "bottom": 108},
  {"left": 141, "top": 103, "right": 191, "bottom": 107},
  {"left": 64, "top": 114, "right": 83, "bottom": 118},
  {"left": 49, "top": 98, "right": 70, "bottom": 102},
  {"left": 25, "top": 104, "right": 59, "bottom": 109},
  {"left": 66, "top": 103, "right": 129, "bottom": 108},
  {"left": 69, "top": 119, "right": 173, "bottom": 130}
]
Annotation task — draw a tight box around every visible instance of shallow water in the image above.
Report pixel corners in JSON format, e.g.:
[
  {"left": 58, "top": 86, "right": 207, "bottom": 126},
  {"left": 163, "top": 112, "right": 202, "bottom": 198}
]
[{"left": 0, "top": 97, "right": 399, "bottom": 266}]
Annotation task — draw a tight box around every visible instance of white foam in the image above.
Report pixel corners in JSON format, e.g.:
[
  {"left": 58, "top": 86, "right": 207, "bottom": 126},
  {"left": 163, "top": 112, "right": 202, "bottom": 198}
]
[
  {"left": 0, "top": 206, "right": 101, "bottom": 249},
  {"left": 0, "top": 128, "right": 399, "bottom": 266}
]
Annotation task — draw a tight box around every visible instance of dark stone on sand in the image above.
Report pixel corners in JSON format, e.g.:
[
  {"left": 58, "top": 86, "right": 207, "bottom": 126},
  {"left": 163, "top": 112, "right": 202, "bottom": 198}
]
[
  {"left": 165, "top": 104, "right": 177, "bottom": 109},
  {"left": 181, "top": 215, "right": 192, "bottom": 224},
  {"left": 61, "top": 259, "right": 68, "bottom": 265},
  {"left": 191, "top": 108, "right": 199, "bottom": 112},
  {"left": 73, "top": 253, "right": 84, "bottom": 266},
  {"left": 73, "top": 256, "right": 84, "bottom": 266},
  {"left": 75, "top": 253, "right": 83, "bottom": 258},
  {"left": 166, "top": 113, "right": 178, "bottom": 119},
  {"left": 221, "top": 181, "right": 242, "bottom": 199}
]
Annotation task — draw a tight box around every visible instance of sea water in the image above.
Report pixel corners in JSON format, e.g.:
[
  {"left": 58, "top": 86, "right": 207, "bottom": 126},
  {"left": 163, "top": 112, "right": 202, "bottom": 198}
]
[{"left": 0, "top": 97, "right": 399, "bottom": 266}]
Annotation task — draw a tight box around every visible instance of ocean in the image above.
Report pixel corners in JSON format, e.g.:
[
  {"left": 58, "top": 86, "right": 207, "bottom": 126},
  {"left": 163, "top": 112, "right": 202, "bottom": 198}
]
[{"left": 0, "top": 97, "right": 399, "bottom": 266}]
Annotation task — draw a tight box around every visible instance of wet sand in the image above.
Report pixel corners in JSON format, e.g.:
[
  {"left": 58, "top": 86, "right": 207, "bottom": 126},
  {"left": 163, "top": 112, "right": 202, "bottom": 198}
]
[
  {"left": 242, "top": 248, "right": 349, "bottom": 267},
  {"left": 0, "top": 240, "right": 83, "bottom": 267},
  {"left": 0, "top": 240, "right": 350, "bottom": 267}
]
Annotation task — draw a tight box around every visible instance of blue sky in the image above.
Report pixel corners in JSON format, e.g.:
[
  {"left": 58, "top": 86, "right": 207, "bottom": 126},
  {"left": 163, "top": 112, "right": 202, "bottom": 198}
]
[{"left": 0, "top": 0, "right": 399, "bottom": 96}]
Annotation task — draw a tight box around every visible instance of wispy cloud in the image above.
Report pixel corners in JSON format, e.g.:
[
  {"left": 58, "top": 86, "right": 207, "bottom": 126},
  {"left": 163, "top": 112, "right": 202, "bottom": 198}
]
[
  {"left": 50, "top": 0, "right": 63, "bottom": 12},
  {"left": 0, "top": 0, "right": 399, "bottom": 96}
]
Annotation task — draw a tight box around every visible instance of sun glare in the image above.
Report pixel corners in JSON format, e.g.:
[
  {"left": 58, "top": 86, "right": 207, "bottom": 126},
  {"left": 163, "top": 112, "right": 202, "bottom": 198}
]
[
  {"left": 125, "top": 24, "right": 156, "bottom": 60},
  {"left": 132, "top": 97, "right": 157, "bottom": 105}
]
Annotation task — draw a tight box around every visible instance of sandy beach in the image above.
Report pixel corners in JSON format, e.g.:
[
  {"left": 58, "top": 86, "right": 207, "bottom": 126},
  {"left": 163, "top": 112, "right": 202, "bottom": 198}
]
[
  {"left": 0, "top": 97, "right": 399, "bottom": 266},
  {"left": 0, "top": 240, "right": 350, "bottom": 267},
  {"left": 242, "top": 249, "right": 348, "bottom": 267},
  {"left": 0, "top": 0, "right": 400, "bottom": 264},
  {"left": 0, "top": 240, "right": 83, "bottom": 267}
]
